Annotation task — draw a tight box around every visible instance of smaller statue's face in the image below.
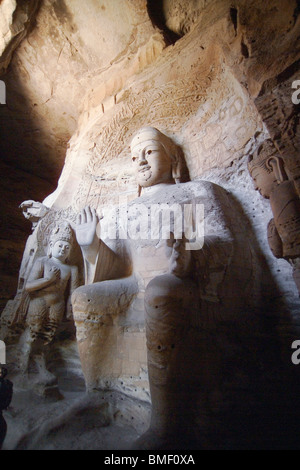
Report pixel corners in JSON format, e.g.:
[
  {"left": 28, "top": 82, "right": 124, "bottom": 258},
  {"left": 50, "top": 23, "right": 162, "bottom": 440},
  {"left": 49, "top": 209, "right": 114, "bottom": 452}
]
[
  {"left": 131, "top": 139, "right": 172, "bottom": 187},
  {"left": 51, "top": 240, "right": 71, "bottom": 262},
  {"left": 251, "top": 166, "right": 277, "bottom": 199}
]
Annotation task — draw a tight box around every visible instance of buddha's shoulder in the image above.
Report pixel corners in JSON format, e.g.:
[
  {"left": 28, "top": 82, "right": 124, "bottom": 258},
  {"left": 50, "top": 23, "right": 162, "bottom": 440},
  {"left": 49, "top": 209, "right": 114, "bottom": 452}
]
[{"left": 137, "top": 180, "right": 227, "bottom": 205}]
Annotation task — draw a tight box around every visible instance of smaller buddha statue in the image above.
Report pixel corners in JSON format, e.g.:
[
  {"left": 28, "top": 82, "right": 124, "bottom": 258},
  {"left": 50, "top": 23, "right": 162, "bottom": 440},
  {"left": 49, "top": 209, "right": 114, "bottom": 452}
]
[
  {"left": 248, "top": 139, "right": 300, "bottom": 293},
  {"left": 20, "top": 222, "right": 79, "bottom": 379}
]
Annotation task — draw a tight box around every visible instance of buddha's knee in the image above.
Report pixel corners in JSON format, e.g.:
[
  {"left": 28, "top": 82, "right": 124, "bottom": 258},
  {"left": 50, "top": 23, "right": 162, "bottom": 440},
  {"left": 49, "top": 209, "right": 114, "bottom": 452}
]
[
  {"left": 71, "top": 278, "right": 138, "bottom": 322},
  {"left": 72, "top": 284, "right": 94, "bottom": 316},
  {"left": 72, "top": 283, "right": 112, "bottom": 323}
]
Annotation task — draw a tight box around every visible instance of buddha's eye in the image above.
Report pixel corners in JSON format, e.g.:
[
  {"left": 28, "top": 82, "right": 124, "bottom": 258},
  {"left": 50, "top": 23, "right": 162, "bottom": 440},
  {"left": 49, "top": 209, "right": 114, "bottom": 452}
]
[
  {"left": 146, "top": 150, "right": 152, "bottom": 155},
  {"left": 132, "top": 156, "right": 137, "bottom": 162}
]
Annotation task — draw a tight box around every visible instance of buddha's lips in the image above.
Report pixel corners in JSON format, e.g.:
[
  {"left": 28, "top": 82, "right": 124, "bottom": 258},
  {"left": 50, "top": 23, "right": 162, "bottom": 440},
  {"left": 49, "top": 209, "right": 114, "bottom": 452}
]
[{"left": 138, "top": 165, "right": 151, "bottom": 173}]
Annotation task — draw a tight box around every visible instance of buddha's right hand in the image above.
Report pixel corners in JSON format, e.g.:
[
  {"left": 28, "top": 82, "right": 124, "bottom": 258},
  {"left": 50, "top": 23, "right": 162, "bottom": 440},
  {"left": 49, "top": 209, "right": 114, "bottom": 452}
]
[
  {"left": 74, "top": 206, "right": 99, "bottom": 247},
  {"left": 49, "top": 266, "right": 61, "bottom": 282}
]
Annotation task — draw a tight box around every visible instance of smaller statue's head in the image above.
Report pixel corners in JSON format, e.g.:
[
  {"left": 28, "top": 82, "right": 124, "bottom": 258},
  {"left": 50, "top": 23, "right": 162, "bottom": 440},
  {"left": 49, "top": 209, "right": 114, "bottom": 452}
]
[
  {"left": 0, "top": 366, "right": 7, "bottom": 378},
  {"left": 130, "top": 127, "right": 188, "bottom": 190},
  {"left": 248, "top": 139, "right": 287, "bottom": 199},
  {"left": 49, "top": 223, "right": 74, "bottom": 263}
]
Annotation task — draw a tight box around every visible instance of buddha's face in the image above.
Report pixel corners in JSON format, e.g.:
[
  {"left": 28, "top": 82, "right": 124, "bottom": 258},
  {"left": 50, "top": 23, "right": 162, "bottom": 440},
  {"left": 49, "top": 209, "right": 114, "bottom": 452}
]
[
  {"left": 131, "top": 139, "right": 173, "bottom": 188},
  {"left": 250, "top": 166, "right": 277, "bottom": 199},
  {"left": 51, "top": 240, "right": 71, "bottom": 262}
]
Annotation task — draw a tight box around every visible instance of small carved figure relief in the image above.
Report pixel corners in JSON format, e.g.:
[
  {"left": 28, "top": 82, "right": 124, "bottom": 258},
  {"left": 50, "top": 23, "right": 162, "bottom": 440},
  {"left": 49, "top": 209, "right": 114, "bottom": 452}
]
[
  {"left": 19, "top": 223, "right": 79, "bottom": 375},
  {"left": 248, "top": 139, "right": 300, "bottom": 293},
  {"left": 25, "top": 223, "right": 79, "bottom": 344}
]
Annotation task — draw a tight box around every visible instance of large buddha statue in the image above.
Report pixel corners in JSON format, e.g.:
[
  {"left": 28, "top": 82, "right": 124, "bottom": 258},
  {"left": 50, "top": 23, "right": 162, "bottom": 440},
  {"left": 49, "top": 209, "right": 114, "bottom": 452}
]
[{"left": 72, "top": 127, "right": 267, "bottom": 449}]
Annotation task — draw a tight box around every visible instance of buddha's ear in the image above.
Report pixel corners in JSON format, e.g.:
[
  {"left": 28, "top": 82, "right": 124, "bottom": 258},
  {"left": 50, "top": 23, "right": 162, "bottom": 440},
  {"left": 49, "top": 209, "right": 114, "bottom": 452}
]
[
  {"left": 267, "top": 156, "right": 287, "bottom": 183},
  {"left": 47, "top": 241, "right": 53, "bottom": 257},
  {"left": 171, "top": 154, "right": 181, "bottom": 183}
]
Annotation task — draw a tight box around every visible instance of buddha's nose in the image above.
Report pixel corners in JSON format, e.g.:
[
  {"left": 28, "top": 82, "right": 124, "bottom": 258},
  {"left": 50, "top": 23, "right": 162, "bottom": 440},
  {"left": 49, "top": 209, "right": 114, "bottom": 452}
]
[{"left": 138, "top": 153, "right": 147, "bottom": 165}]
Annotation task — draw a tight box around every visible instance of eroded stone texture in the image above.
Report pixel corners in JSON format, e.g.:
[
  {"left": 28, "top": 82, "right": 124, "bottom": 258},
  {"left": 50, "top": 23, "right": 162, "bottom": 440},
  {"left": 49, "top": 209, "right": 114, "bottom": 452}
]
[
  {"left": 0, "top": 0, "right": 166, "bottom": 183},
  {"left": 255, "top": 60, "right": 300, "bottom": 169},
  {"left": 0, "top": 0, "right": 40, "bottom": 73}
]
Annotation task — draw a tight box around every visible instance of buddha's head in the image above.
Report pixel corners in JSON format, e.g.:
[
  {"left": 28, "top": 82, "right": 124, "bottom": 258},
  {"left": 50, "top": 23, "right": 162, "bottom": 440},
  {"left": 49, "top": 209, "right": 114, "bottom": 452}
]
[
  {"left": 130, "top": 127, "right": 188, "bottom": 190},
  {"left": 49, "top": 223, "right": 74, "bottom": 262},
  {"left": 248, "top": 140, "right": 287, "bottom": 199}
]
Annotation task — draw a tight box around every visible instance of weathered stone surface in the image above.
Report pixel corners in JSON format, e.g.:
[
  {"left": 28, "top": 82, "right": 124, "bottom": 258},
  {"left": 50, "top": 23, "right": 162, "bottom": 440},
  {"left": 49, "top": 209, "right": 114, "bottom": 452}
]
[
  {"left": 0, "top": 0, "right": 166, "bottom": 184},
  {"left": 0, "top": 0, "right": 40, "bottom": 73},
  {"left": 255, "top": 60, "right": 300, "bottom": 164},
  {"left": 220, "top": 0, "right": 300, "bottom": 98}
]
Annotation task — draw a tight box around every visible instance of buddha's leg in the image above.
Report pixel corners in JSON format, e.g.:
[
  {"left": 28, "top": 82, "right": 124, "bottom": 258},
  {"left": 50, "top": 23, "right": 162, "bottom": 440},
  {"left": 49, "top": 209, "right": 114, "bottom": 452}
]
[
  {"left": 26, "top": 297, "right": 47, "bottom": 340},
  {"left": 43, "top": 301, "right": 65, "bottom": 344},
  {"left": 71, "top": 276, "right": 139, "bottom": 390},
  {"left": 28, "top": 301, "right": 66, "bottom": 391},
  {"left": 19, "top": 297, "right": 47, "bottom": 372},
  {"left": 138, "top": 273, "right": 200, "bottom": 449}
]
